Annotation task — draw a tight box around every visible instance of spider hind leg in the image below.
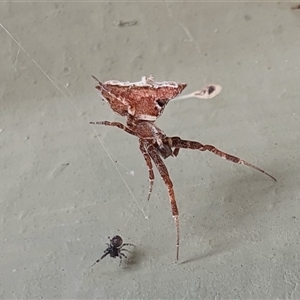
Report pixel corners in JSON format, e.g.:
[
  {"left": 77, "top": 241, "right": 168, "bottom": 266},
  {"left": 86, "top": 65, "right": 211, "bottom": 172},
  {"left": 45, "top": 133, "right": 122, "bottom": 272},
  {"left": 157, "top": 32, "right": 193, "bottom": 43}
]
[
  {"left": 145, "top": 141, "right": 180, "bottom": 261},
  {"left": 118, "top": 252, "right": 128, "bottom": 266},
  {"left": 139, "top": 140, "right": 155, "bottom": 201},
  {"left": 169, "top": 136, "right": 276, "bottom": 181}
]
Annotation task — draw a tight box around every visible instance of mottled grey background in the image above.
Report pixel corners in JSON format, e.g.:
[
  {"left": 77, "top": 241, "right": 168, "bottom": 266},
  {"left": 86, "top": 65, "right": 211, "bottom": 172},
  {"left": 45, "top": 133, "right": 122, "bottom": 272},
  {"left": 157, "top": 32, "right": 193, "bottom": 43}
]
[{"left": 1, "top": 2, "right": 300, "bottom": 299}]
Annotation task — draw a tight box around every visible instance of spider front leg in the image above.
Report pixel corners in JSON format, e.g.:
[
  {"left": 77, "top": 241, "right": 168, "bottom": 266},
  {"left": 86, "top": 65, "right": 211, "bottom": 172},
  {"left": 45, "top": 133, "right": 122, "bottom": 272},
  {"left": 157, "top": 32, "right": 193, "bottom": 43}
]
[
  {"left": 169, "top": 136, "right": 276, "bottom": 181},
  {"left": 91, "top": 251, "right": 110, "bottom": 267},
  {"left": 145, "top": 141, "right": 180, "bottom": 261},
  {"left": 89, "top": 121, "right": 137, "bottom": 137},
  {"left": 139, "top": 140, "right": 155, "bottom": 201}
]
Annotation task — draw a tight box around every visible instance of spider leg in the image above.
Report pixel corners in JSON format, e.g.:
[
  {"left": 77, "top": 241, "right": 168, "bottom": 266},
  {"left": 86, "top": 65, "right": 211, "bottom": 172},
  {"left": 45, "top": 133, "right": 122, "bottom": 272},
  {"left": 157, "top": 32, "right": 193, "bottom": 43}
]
[
  {"left": 139, "top": 140, "right": 155, "bottom": 201},
  {"left": 173, "top": 147, "right": 180, "bottom": 157},
  {"left": 145, "top": 142, "right": 180, "bottom": 261},
  {"left": 119, "top": 252, "right": 127, "bottom": 266},
  {"left": 91, "top": 251, "right": 110, "bottom": 267},
  {"left": 100, "top": 251, "right": 110, "bottom": 260},
  {"left": 120, "top": 248, "right": 130, "bottom": 253},
  {"left": 122, "top": 243, "right": 135, "bottom": 247},
  {"left": 169, "top": 136, "right": 276, "bottom": 181},
  {"left": 91, "top": 259, "right": 101, "bottom": 267},
  {"left": 89, "top": 121, "right": 137, "bottom": 137}
]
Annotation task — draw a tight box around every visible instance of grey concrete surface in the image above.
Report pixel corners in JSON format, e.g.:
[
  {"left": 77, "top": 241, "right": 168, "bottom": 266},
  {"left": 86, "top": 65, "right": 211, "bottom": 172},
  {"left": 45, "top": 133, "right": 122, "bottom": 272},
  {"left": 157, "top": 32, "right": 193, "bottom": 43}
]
[{"left": 1, "top": 2, "right": 300, "bottom": 299}]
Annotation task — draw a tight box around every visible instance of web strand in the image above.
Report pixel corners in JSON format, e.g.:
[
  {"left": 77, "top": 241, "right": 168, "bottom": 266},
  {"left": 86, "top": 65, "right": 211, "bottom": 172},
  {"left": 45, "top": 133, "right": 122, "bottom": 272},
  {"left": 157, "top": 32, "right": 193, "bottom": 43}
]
[{"left": 0, "top": 22, "right": 149, "bottom": 220}]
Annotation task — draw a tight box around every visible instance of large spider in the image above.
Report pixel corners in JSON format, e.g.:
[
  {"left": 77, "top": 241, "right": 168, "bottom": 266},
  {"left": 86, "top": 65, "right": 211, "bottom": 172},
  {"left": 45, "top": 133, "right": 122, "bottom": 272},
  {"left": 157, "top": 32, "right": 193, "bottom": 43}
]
[{"left": 90, "top": 75, "right": 276, "bottom": 261}]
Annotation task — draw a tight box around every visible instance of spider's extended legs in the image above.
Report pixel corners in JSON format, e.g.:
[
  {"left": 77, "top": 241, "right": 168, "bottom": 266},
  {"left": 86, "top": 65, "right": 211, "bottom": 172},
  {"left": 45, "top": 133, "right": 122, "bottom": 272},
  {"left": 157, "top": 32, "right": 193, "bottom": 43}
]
[
  {"left": 118, "top": 252, "right": 127, "bottom": 266},
  {"left": 168, "top": 137, "right": 276, "bottom": 181},
  {"left": 121, "top": 243, "right": 135, "bottom": 247},
  {"left": 91, "top": 251, "right": 110, "bottom": 267},
  {"left": 140, "top": 140, "right": 155, "bottom": 201},
  {"left": 90, "top": 121, "right": 137, "bottom": 137},
  {"left": 145, "top": 141, "right": 180, "bottom": 261}
]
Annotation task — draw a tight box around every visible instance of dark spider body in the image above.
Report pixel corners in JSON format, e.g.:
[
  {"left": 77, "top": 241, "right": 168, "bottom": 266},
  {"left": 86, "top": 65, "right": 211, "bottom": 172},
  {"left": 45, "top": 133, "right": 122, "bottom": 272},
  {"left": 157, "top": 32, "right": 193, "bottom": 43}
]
[
  {"left": 92, "top": 235, "right": 133, "bottom": 266},
  {"left": 90, "top": 75, "right": 276, "bottom": 261}
]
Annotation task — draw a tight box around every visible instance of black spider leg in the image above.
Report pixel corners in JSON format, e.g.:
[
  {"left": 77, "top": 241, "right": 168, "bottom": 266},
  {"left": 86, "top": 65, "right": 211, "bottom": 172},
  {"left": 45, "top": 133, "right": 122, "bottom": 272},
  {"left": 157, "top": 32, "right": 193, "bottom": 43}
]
[
  {"left": 122, "top": 243, "right": 135, "bottom": 247},
  {"left": 120, "top": 249, "right": 130, "bottom": 254},
  {"left": 118, "top": 244, "right": 135, "bottom": 266},
  {"left": 119, "top": 244, "right": 135, "bottom": 255},
  {"left": 91, "top": 251, "right": 110, "bottom": 267},
  {"left": 118, "top": 252, "right": 127, "bottom": 266}
]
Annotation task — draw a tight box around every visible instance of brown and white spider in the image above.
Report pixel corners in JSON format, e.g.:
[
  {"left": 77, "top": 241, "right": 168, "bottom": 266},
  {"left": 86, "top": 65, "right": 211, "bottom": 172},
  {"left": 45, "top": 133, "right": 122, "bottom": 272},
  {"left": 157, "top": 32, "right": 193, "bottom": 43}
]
[{"left": 90, "top": 75, "right": 276, "bottom": 261}]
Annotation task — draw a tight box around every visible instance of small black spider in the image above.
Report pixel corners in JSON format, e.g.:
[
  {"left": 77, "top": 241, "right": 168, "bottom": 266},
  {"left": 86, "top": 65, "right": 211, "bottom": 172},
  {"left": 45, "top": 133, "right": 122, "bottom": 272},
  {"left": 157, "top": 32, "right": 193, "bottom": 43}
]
[{"left": 91, "top": 235, "right": 134, "bottom": 266}]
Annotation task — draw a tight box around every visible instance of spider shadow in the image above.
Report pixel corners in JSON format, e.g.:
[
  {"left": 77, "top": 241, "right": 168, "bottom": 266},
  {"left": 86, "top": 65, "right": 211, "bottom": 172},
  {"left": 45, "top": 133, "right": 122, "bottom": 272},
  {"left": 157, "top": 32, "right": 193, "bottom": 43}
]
[
  {"left": 121, "top": 245, "right": 144, "bottom": 270},
  {"left": 181, "top": 166, "right": 282, "bottom": 265}
]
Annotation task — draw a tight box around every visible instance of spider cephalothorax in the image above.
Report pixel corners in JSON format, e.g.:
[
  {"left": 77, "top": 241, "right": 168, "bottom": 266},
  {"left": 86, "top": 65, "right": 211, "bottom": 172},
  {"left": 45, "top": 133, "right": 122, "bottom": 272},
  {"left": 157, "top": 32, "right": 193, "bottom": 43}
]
[{"left": 90, "top": 75, "right": 276, "bottom": 261}]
